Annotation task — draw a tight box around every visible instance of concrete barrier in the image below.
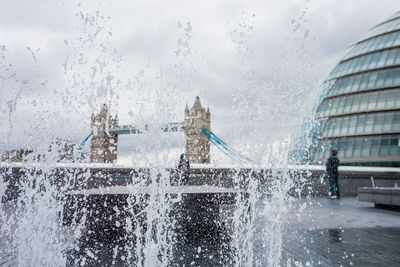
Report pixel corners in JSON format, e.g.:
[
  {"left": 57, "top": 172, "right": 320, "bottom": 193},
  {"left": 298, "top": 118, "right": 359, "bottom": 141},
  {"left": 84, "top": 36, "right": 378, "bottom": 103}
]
[{"left": 358, "top": 187, "right": 400, "bottom": 207}]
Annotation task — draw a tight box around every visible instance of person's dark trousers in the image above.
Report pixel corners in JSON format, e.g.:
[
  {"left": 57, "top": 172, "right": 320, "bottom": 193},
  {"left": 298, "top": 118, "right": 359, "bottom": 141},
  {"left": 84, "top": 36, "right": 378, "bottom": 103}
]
[
  {"left": 333, "top": 173, "right": 340, "bottom": 198},
  {"left": 328, "top": 173, "right": 340, "bottom": 198},
  {"left": 328, "top": 174, "right": 335, "bottom": 197}
]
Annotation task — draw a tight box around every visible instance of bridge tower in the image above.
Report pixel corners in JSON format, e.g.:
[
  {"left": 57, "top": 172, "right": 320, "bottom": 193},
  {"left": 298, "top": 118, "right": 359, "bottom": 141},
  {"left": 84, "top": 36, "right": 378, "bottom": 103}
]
[
  {"left": 184, "top": 96, "right": 211, "bottom": 164},
  {"left": 90, "top": 103, "right": 118, "bottom": 163}
]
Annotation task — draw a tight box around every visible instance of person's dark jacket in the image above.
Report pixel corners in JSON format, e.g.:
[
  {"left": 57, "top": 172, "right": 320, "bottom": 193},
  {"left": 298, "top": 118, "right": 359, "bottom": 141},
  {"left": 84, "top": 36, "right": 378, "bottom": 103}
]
[
  {"left": 326, "top": 155, "right": 340, "bottom": 175},
  {"left": 178, "top": 159, "right": 190, "bottom": 172}
]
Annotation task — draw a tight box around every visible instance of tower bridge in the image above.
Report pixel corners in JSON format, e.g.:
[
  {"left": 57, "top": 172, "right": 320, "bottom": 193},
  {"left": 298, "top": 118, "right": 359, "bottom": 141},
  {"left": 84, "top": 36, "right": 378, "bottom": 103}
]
[
  {"left": 88, "top": 96, "right": 211, "bottom": 164},
  {"left": 108, "top": 122, "right": 185, "bottom": 135}
]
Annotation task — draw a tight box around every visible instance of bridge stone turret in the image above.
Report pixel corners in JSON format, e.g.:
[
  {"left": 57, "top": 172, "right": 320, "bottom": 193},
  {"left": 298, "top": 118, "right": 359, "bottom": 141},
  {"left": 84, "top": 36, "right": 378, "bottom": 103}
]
[
  {"left": 184, "top": 96, "right": 211, "bottom": 164},
  {"left": 90, "top": 103, "right": 118, "bottom": 163}
]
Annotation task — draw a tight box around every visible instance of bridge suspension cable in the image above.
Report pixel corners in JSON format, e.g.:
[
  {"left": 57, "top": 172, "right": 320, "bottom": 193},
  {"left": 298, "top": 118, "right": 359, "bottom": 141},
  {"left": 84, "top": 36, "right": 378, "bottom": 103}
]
[
  {"left": 202, "top": 129, "right": 244, "bottom": 162},
  {"left": 78, "top": 134, "right": 91, "bottom": 150},
  {"left": 201, "top": 128, "right": 253, "bottom": 164}
]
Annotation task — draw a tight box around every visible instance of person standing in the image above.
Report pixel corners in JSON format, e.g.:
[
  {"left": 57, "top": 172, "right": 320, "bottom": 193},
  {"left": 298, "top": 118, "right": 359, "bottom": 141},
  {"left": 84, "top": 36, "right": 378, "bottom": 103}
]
[
  {"left": 326, "top": 150, "right": 340, "bottom": 199},
  {"left": 178, "top": 154, "right": 190, "bottom": 184}
]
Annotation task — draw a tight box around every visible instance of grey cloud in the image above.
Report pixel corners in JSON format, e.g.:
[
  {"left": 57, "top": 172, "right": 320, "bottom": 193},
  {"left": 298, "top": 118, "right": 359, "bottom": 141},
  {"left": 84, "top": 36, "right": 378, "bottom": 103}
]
[{"left": 0, "top": 0, "right": 399, "bottom": 164}]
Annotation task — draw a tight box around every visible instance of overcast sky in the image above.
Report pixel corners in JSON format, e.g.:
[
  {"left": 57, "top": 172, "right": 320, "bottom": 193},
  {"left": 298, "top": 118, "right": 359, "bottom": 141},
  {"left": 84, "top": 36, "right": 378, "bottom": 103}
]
[{"left": 0, "top": 0, "right": 399, "bottom": 165}]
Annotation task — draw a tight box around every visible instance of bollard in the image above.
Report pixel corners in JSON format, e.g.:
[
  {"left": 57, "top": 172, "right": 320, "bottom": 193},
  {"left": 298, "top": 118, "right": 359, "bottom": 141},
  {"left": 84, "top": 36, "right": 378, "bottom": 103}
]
[{"left": 370, "top": 176, "right": 375, "bottom": 188}]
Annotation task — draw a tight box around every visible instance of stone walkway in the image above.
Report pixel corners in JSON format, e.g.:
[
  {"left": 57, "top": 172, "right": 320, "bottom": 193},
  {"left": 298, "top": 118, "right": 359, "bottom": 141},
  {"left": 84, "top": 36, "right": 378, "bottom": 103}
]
[
  {"left": 279, "top": 197, "right": 400, "bottom": 266},
  {"left": 1, "top": 197, "right": 400, "bottom": 266}
]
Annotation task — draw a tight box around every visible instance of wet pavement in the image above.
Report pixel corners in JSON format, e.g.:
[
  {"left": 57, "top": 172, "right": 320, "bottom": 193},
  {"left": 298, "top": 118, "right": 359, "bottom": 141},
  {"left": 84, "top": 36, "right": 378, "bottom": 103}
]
[
  {"left": 2, "top": 197, "right": 400, "bottom": 266},
  {"left": 279, "top": 197, "right": 400, "bottom": 266}
]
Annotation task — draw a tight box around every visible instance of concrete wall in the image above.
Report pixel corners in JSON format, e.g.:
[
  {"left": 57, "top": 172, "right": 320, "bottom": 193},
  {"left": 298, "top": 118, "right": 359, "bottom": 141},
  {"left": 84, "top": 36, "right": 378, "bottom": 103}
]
[{"left": 1, "top": 166, "right": 399, "bottom": 201}]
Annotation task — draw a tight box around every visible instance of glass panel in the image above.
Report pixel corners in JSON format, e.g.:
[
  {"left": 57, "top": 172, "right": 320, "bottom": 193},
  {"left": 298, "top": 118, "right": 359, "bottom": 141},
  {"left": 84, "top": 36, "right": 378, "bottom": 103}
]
[
  {"left": 369, "top": 38, "right": 379, "bottom": 51},
  {"left": 367, "top": 72, "right": 378, "bottom": 88},
  {"left": 326, "top": 82, "right": 335, "bottom": 96},
  {"left": 338, "top": 64, "right": 346, "bottom": 77},
  {"left": 370, "top": 137, "right": 380, "bottom": 156},
  {"left": 331, "top": 139, "right": 338, "bottom": 153},
  {"left": 323, "top": 120, "right": 331, "bottom": 137},
  {"left": 393, "top": 30, "right": 400, "bottom": 46},
  {"left": 351, "top": 75, "right": 361, "bottom": 92},
  {"left": 329, "top": 99, "right": 338, "bottom": 115},
  {"left": 376, "top": 50, "right": 389, "bottom": 68},
  {"left": 396, "top": 91, "right": 400, "bottom": 107},
  {"left": 376, "top": 35, "right": 388, "bottom": 49},
  {"left": 384, "top": 69, "right": 395, "bottom": 87},
  {"left": 316, "top": 106, "right": 323, "bottom": 118},
  {"left": 336, "top": 98, "right": 345, "bottom": 114},
  {"left": 350, "top": 95, "right": 361, "bottom": 112},
  {"left": 338, "top": 140, "right": 346, "bottom": 158},
  {"left": 329, "top": 81, "right": 338, "bottom": 96},
  {"left": 393, "top": 113, "right": 400, "bottom": 131},
  {"left": 361, "top": 42, "right": 368, "bottom": 54},
  {"left": 339, "top": 79, "right": 347, "bottom": 94},
  {"left": 325, "top": 119, "right": 335, "bottom": 136},
  {"left": 383, "top": 113, "right": 393, "bottom": 132},
  {"left": 386, "top": 91, "right": 396, "bottom": 108},
  {"left": 343, "top": 77, "right": 354, "bottom": 93},
  {"left": 322, "top": 100, "right": 330, "bottom": 116},
  {"left": 329, "top": 120, "right": 336, "bottom": 136},
  {"left": 345, "top": 139, "right": 354, "bottom": 158},
  {"left": 324, "top": 122, "right": 331, "bottom": 137},
  {"left": 319, "top": 100, "right": 328, "bottom": 117},
  {"left": 367, "top": 93, "right": 377, "bottom": 110},
  {"left": 376, "top": 92, "right": 387, "bottom": 109},
  {"left": 359, "top": 94, "right": 369, "bottom": 110},
  {"left": 385, "top": 49, "right": 397, "bottom": 66},
  {"left": 348, "top": 59, "right": 358, "bottom": 74},
  {"left": 382, "top": 34, "right": 393, "bottom": 46},
  {"left": 375, "top": 71, "right": 386, "bottom": 87},
  {"left": 361, "top": 138, "right": 371, "bottom": 157},
  {"left": 368, "top": 53, "right": 380, "bottom": 69},
  {"left": 333, "top": 118, "right": 342, "bottom": 136},
  {"left": 324, "top": 141, "right": 332, "bottom": 158},
  {"left": 353, "top": 139, "right": 362, "bottom": 157},
  {"left": 340, "top": 117, "right": 350, "bottom": 135},
  {"left": 373, "top": 113, "right": 384, "bottom": 132},
  {"left": 389, "top": 136, "right": 400, "bottom": 155},
  {"left": 394, "top": 69, "right": 400, "bottom": 85},
  {"left": 337, "top": 79, "right": 346, "bottom": 95},
  {"left": 385, "top": 32, "right": 397, "bottom": 47},
  {"left": 360, "top": 54, "right": 372, "bottom": 71},
  {"left": 355, "top": 115, "right": 364, "bottom": 134},
  {"left": 394, "top": 49, "right": 400, "bottom": 65},
  {"left": 343, "top": 96, "right": 353, "bottom": 113},
  {"left": 365, "top": 116, "right": 374, "bottom": 132},
  {"left": 358, "top": 73, "right": 369, "bottom": 90},
  {"left": 379, "top": 136, "right": 389, "bottom": 156},
  {"left": 355, "top": 57, "right": 366, "bottom": 73},
  {"left": 316, "top": 144, "right": 324, "bottom": 159}
]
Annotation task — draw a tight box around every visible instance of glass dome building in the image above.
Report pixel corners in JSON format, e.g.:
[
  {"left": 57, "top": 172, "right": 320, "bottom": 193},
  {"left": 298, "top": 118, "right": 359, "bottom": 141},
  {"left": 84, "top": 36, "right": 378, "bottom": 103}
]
[{"left": 313, "top": 11, "right": 400, "bottom": 167}]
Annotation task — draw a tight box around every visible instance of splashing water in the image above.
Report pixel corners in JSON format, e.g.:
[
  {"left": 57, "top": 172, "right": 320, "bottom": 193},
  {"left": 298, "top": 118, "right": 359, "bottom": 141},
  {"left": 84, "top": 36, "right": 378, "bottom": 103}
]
[{"left": 0, "top": 3, "right": 322, "bottom": 267}]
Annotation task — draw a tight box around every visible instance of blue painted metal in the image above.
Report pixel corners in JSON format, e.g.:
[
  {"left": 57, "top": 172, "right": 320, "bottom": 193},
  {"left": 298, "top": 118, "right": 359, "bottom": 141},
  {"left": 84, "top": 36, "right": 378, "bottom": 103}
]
[
  {"left": 202, "top": 128, "right": 253, "bottom": 163},
  {"left": 201, "top": 129, "right": 243, "bottom": 162},
  {"left": 78, "top": 134, "right": 91, "bottom": 150},
  {"left": 109, "top": 122, "right": 184, "bottom": 135},
  {"left": 208, "top": 130, "right": 253, "bottom": 163}
]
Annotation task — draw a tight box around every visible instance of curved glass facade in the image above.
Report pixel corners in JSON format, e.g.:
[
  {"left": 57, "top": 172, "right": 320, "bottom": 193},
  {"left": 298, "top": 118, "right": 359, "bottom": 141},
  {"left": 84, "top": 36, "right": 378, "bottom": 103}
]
[
  {"left": 313, "top": 12, "right": 400, "bottom": 166},
  {"left": 322, "top": 111, "right": 400, "bottom": 137},
  {"left": 362, "top": 11, "right": 400, "bottom": 40},
  {"left": 326, "top": 67, "right": 400, "bottom": 97},
  {"left": 328, "top": 47, "right": 400, "bottom": 80},
  {"left": 314, "top": 135, "right": 400, "bottom": 163},
  {"left": 316, "top": 88, "right": 400, "bottom": 118},
  {"left": 343, "top": 31, "right": 400, "bottom": 60}
]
